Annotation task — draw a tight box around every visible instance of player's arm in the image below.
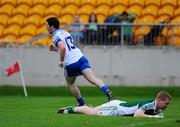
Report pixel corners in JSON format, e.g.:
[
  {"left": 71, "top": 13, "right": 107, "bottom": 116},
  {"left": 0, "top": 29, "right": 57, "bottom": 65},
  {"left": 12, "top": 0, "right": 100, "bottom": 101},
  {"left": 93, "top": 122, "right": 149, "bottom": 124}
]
[
  {"left": 134, "top": 109, "right": 163, "bottom": 118},
  {"left": 57, "top": 41, "right": 65, "bottom": 68},
  {"left": 134, "top": 109, "right": 151, "bottom": 117}
]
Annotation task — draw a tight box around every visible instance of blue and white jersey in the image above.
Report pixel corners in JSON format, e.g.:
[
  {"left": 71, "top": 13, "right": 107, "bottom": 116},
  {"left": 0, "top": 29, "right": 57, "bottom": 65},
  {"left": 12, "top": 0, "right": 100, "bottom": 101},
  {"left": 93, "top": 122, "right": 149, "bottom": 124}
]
[{"left": 52, "top": 28, "right": 83, "bottom": 66}]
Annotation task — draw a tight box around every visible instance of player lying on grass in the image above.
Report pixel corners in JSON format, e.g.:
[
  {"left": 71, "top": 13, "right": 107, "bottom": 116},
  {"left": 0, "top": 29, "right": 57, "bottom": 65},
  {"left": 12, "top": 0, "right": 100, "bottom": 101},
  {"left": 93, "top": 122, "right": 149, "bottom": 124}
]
[{"left": 58, "top": 91, "right": 171, "bottom": 118}]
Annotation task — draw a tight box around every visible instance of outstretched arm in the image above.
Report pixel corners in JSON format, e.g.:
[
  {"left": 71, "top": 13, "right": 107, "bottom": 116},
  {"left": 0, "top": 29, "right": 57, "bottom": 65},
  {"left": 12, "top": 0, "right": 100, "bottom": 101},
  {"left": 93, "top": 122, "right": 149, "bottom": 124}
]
[{"left": 134, "top": 109, "right": 164, "bottom": 118}]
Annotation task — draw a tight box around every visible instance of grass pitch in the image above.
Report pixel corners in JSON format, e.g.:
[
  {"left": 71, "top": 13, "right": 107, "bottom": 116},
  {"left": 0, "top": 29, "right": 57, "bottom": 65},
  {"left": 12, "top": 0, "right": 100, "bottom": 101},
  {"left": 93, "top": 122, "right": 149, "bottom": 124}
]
[{"left": 0, "top": 86, "right": 180, "bottom": 127}]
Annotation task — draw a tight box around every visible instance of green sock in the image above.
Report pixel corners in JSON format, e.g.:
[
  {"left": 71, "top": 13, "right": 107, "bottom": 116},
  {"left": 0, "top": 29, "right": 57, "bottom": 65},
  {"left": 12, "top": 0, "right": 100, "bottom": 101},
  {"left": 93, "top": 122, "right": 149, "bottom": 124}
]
[{"left": 68, "top": 106, "right": 75, "bottom": 113}]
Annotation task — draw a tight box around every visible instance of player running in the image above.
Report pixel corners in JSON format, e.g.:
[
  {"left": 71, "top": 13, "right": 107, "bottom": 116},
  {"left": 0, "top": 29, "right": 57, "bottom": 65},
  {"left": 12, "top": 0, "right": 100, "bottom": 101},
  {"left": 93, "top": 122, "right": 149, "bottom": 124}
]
[
  {"left": 58, "top": 91, "right": 171, "bottom": 118},
  {"left": 46, "top": 17, "right": 114, "bottom": 106}
]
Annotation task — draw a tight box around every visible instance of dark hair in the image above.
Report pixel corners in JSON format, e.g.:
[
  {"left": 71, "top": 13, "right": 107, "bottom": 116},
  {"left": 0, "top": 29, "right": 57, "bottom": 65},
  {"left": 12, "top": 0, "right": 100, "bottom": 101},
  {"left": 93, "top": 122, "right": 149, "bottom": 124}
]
[
  {"left": 122, "top": 11, "right": 128, "bottom": 16},
  {"left": 46, "top": 17, "right": 60, "bottom": 29},
  {"left": 88, "top": 13, "right": 97, "bottom": 23}
]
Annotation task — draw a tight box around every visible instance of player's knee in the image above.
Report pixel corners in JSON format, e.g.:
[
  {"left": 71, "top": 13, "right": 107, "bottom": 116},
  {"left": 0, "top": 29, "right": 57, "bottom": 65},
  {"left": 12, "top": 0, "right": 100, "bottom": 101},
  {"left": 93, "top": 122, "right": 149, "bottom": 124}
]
[
  {"left": 68, "top": 83, "right": 76, "bottom": 87},
  {"left": 88, "top": 110, "right": 98, "bottom": 115}
]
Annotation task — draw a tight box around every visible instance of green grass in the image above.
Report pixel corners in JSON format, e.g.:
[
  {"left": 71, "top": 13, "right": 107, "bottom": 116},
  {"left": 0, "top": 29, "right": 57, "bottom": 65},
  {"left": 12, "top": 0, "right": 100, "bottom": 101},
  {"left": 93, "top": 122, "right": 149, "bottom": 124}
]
[
  {"left": 0, "top": 86, "right": 180, "bottom": 127},
  {"left": 0, "top": 96, "right": 180, "bottom": 127},
  {"left": 1, "top": 86, "right": 180, "bottom": 97}
]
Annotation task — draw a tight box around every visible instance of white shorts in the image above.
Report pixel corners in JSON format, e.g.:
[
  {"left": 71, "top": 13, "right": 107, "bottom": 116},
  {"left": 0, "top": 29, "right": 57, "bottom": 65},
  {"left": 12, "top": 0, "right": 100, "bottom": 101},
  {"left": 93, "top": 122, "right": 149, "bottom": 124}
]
[{"left": 95, "top": 100, "right": 126, "bottom": 116}]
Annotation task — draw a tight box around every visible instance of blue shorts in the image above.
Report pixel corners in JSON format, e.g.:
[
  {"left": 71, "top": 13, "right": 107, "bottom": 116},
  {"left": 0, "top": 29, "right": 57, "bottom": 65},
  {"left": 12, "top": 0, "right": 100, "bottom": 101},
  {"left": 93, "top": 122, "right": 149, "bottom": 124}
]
[{"left": 64, "top": 56, "right": 91, "bottom": 77}]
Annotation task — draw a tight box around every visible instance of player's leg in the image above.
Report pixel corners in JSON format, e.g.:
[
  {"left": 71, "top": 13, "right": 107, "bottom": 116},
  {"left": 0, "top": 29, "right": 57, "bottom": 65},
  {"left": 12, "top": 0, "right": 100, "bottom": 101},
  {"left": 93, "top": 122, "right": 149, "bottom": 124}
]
[
  {"left": 82, "top": 68, "right": 104, "bottom": 87},
  {"left": 66, "top": 76, "right": 85, "bottom": 106},
  {"left": 58, "top": 105, "right": 99, "bottom": 115},
  {"left": 81, "top": 68, "right": 114, "bottom": 101},
  {"left": 74, "top": 106, "right": 99, "bottom": 115}
]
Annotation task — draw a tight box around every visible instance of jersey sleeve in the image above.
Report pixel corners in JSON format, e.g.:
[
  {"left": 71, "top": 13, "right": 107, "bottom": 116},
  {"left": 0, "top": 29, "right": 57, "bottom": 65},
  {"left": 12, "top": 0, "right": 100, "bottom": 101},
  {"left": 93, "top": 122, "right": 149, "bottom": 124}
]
[
  {"left": 138, "top": 100, "right": 154, "bottom": 112},
  {"left": 53, "top": 35, "right": 62, "bottom": 47},
  {"left": 139, "top": 104, "right": 147, "bottom": 112}
]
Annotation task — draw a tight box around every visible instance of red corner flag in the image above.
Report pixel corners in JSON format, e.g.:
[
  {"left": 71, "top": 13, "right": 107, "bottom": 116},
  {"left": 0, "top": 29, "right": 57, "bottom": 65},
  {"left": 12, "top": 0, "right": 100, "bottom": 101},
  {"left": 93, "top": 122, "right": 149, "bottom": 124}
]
[{"left": 6, "top": 61, "right": 20, "bottom": 76}]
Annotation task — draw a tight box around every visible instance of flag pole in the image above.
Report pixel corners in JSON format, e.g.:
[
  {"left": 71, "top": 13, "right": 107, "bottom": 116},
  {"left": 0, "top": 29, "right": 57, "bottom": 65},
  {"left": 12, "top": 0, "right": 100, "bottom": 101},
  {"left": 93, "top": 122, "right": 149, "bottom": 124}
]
[{"left": 18, "top": 60, "right": 28, "bottom": 97}]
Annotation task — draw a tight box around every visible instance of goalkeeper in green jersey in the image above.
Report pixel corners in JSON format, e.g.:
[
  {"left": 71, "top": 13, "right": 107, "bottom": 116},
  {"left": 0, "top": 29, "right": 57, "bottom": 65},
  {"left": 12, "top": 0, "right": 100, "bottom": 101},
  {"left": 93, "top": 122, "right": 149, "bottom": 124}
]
[{"left": 58, "top": 91, "right": 171, "bottom": 118}]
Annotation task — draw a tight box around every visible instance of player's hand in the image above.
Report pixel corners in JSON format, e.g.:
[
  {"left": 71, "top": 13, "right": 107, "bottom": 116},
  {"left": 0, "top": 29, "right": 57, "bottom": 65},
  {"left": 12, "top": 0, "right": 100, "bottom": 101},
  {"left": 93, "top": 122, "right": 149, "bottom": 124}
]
[
  {"left": 153, "top": 114, "right": 164, "bottom": 118},
  {"left": 156, "top": 112, "right": 164, "bottom": 118},
  {"left": 49, "top": 45, "right": 57, "bottom": 51},
  {"left": 59, "top": 62, "right": 64, "bottom": 68},
  {"left": 149, "top": 114, "right": 164, "bottom": 118}
]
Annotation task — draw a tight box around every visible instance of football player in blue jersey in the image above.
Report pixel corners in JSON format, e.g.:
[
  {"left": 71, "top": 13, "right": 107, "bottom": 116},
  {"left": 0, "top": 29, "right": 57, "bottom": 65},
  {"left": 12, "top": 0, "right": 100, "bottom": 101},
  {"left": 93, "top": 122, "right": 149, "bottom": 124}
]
[{"left": 46, "top": 17, "right": 114, "bottom": 106}]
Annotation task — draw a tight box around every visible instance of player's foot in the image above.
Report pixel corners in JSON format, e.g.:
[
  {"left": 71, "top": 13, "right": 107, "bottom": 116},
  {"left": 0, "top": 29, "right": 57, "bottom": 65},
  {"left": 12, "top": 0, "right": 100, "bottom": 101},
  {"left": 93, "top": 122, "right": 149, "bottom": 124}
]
[
  {"left": 107, "top": 91, "right": 115, "bottom": 101},
  {"left": 57, "top": 106, "right": 75, "bottom": 114},
  {"left": 57, "top": 107, "right": 69, "bottom": 114}
]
